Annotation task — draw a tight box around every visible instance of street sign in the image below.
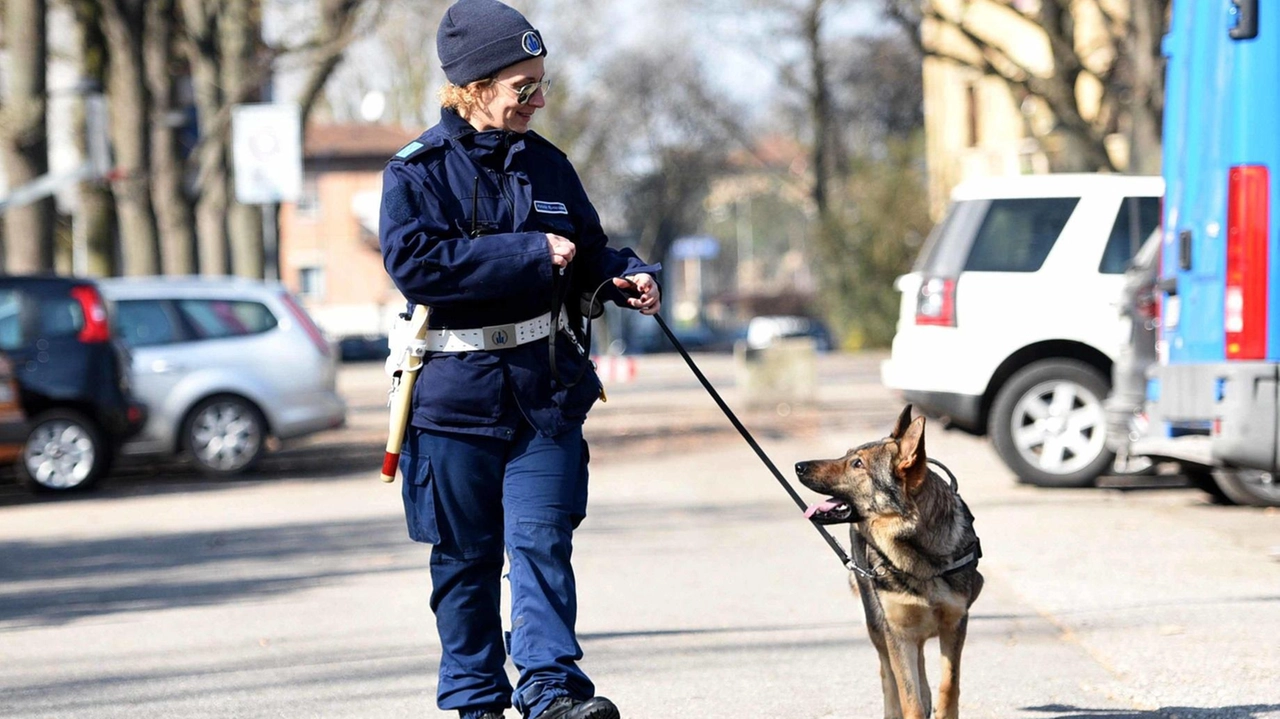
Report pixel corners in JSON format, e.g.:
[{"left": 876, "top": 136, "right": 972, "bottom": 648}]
[
  {"left": 231, "top": 103, "right": 302, "bottom": 204},
  {"left": 672, "top": 235, "right": 720, "bottom": 260}
]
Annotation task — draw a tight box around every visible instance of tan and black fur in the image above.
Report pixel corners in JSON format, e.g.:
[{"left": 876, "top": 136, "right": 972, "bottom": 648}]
[{"left": 795, "top": 406, "right": 983, "bottom": 719}]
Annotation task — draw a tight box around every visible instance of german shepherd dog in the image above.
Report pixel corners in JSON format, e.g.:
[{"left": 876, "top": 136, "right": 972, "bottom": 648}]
[{"left": 794, "top": 406, "right": 983, "bottom": 719}]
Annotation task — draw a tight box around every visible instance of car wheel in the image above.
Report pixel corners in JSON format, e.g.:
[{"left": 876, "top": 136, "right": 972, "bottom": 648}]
[
  {"left": 1209, "top": 468, "right": 1280, "bottom": 507},
  {"left": 184, "top": 395, "right": 265, "bottom": 476},
  {"left": 989, "top": 359, "right": 1114, "bottom": 488},
  {"left": 17, "top": 409, "right": 110, "bottom": 492}
]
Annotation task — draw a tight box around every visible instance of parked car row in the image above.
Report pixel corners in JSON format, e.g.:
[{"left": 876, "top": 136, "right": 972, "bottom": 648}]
[{"left": 0, "top": 275, "right": 346, "bottom": 494}]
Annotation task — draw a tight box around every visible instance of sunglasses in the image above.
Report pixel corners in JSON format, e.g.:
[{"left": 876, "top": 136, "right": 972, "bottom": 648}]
[{"left": 501, "top": 78, "right": 551, "bottom": 105}]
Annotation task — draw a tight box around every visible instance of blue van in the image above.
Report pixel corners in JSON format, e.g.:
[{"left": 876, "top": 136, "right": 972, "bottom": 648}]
[{"left": 1129, "top": 0, "right": 1280, "bottom": 505}]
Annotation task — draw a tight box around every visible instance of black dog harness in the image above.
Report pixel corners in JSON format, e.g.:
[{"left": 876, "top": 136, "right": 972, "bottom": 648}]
[
  {"left": 844, "top": 459, "right": 983, "bottom": 581},
  {"left": 651, "top": 313, "right": 982, "bottom": 579}
]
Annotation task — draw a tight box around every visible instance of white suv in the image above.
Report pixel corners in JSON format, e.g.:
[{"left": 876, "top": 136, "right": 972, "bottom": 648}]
[{"left": 881, "top": 174, "right": 1163, "bottom": 487}]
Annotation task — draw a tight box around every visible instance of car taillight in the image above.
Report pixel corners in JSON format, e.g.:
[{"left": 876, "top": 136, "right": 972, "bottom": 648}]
[
  {"left": 1225, "top": 165, "right": 1269, "bottom": 359},
  {"left": 915, "top": 277, "right": 956, "bottom": 326},
  {"left": 280, "top": 292, "right": 331, "bottom": 357},
  {"left": 1136, "top": 287, "right": 1158, "bottom": 322},
  {"left": 70, "top": 284, "right": 111, "bottom": 343}
]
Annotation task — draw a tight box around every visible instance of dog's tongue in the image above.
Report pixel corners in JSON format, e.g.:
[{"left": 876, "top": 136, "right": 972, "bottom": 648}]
[{"left": 804, "top": 498, "right": 843, "bottom": 519}]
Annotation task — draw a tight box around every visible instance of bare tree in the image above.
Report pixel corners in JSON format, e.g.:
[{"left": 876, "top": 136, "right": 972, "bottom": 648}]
[
  {"left": 1, "top": 0, "right": 55, "bottom": 273},
  {"left": 800, "top": 0, "right": 844, "bottom": 216},
  {"left": 1127, "top": 0, "right": 1164, "bottom": 175},
  {"left": 884, "top": 0, "right": 1169, "bottom": 173},
  {"left": 179, "top": 0, "right": 231, "bottom": 275},
  {"left": 144, "top": 0, "right": 198, "bottom": 275},
  {"left": 545, "top": 43, "right": 746, "bottom": 264},
  {"left": 221, "top": 0, "right": 264, "bottom": 279},
  {"left": 71, "top": 0, "right": 119, "bottom": 276},
  {"left": 101, "top": 0, "right": 161, "bottom": 275},
  {"left": 174, "top": 0, "right": 382, "bottom": 278}
]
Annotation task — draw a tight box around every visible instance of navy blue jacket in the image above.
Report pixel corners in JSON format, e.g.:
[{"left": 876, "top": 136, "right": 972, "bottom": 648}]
[{"left": 380, "top": 108, "right": 658, "bottom": 439}]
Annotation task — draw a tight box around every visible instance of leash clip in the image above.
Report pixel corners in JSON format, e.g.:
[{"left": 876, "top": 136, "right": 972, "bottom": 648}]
[
  {"left": 386, "top": 375, "right": 401, "bottom": 408},
  {"left": 845, "top": 558, "right": 878, "bottom": 579}
]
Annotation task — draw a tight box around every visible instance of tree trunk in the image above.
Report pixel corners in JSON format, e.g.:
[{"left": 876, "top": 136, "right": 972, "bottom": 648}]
[
  {"left": 221, "top": 0, "right": 264, "bottom": 279},
  {"left": 102, "top": 0, "right": 161, "bottom": 275},
  {"left": 1128, "top": 0, "right": 1166, "bottom": 175},
  {"left": 1, "top": 0, "right": 55, "bottom": 274},
  {"left": 72, "top": 0, "right": 118, "bottom": 276},
  {"left": 181, "top": 0, "right": 230, "bottom": 275},
  {"left": 146, "top": 0, "right": 197, "bottom": 275},
  {"left": 804, "top": 0, "right": 833, "bottom": 218}
]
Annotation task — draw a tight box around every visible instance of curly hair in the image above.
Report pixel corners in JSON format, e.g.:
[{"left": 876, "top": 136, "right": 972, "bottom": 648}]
[{"left": 438, "top": 79, "right": 494, "bottom": 115}]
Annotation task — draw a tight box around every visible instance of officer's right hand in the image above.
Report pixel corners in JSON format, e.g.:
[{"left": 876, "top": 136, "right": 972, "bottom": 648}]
[{"left": 547, "top": 233, "right": 576, "bottom": 268}]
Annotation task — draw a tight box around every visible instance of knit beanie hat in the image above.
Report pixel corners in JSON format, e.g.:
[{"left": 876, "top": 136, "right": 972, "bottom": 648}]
[{"left": 437, "top": 0, "right": 547, "bottom": 86}]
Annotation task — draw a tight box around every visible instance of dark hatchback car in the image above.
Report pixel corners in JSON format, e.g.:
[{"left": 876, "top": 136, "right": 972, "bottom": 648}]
[{"left": 0, "top": 276, "right": 145, "bottom": 492}]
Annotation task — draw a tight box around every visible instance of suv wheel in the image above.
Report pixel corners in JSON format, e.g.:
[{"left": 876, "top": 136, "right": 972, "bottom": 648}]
[
  {"left": 1209, "top": 468, "right": 1280, "bottom": 507},
  {"left": 17, "top": 409, "right": 111, "bottom": 492},
  {"left": 185, "top": 395, "right": 265, "bottom": 476},
  {"left": 989, "top": 359, "right": 1114, "bottom": 488}
]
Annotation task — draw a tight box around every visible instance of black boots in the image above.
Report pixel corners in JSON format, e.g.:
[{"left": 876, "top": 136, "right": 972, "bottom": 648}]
[{"left": 533, "top": 696, "right": 620, "bottom": 719}]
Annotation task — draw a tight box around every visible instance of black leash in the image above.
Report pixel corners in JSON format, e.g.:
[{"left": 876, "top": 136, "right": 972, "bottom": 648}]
[
  {"left": 651, "top": 313, "right": 978, "bottom": 579},
  {"left": 650, "top": 313, "right": 861, "bottom": 572}
]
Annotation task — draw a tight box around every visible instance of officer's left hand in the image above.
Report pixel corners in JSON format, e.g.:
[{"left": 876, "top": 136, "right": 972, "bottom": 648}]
[{"left": 614, "top": 274, "right": 661, "bottom": 316}]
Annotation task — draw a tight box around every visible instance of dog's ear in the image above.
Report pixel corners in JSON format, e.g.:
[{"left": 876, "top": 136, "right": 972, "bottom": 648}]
[
  {"left": 890, "top": 404, "right": 913, "bottom": 440},
  {"left": 896, "top": 415, "right": 928, "bottom": 492}
]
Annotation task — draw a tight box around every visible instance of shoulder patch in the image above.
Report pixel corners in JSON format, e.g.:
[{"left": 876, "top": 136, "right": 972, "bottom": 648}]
[
  {"left": 395, "top": 141, "right": 424, "bottom": 159},
  {"left": 389, "top": 134, "right": 446, "bottom": 164}
]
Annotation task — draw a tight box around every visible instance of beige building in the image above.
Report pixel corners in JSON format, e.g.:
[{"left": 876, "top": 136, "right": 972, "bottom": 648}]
[
  {"left": 922, "top": 0, "right": 1128, "bottom": 218},
  {"left": 279, "top": 124, "right": 416, "bottom": 338}
]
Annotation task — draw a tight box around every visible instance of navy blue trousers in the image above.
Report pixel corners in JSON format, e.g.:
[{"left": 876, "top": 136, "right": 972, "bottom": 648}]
[{"left": 400, "top": 420, "right": 594, "bottom": 719}]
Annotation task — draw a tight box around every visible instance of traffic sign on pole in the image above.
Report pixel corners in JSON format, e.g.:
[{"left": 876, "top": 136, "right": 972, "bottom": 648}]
[{"left": 231, "top": 103, "right": 303, "bottom": 205}]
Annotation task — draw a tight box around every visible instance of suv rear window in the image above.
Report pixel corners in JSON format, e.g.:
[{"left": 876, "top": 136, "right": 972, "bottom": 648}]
[
  {"left": 913, "top": 200, "right": 988, "bottom": 275},
  {"left": 36, "top": 297, "right": 86, "bottom": 338},
  {"left": 964, "top": 197, "right": 1080, "bottom": 272},
  {"left": 1099, "top": 196, "right": 1162, "bottom": 274},
  {"left": 178, "top": 300, "right": 278, "bottom": 340},
  {"left": 115, "top": 300, "right": 183, "bottom": 347}
]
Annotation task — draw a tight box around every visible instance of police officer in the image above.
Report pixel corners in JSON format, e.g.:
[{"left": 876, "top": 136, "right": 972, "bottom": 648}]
[{"left": 378, "top": 1, "right": 660, "bottom": 718}]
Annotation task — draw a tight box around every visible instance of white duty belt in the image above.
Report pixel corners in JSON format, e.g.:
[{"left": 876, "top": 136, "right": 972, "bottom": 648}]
[
  {"left": 426, "top": 312, "right": 569, "bottom": 352},
  {"left": 386, "top": 311, "right": 569, "bottom": 377}
]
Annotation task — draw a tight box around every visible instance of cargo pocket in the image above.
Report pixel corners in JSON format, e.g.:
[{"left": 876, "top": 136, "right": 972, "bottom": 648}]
[
  {"left": 399, "top": 447, "right": 441, "bottom": 544},
  {"left": 418, "top": 355, "right": 506, "bottom": 427}
]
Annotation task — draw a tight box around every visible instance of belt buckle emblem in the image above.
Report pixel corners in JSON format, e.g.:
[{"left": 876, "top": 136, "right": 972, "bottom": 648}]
[{"left": 486, "top": 323, "right": 517, "bottom": 349}]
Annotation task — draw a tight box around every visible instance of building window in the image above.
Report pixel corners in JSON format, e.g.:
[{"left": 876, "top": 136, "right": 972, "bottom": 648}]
[
  {"left": 299, "top": 266, "right": 326, "bottom": 301},
  {"left": 296, "top": 175, "right": 320, "bottom": 218}
]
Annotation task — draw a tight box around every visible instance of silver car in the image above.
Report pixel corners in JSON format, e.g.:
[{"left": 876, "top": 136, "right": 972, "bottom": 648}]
[{"left": 98, "top": 277, "right": 346, "bottom": 475}]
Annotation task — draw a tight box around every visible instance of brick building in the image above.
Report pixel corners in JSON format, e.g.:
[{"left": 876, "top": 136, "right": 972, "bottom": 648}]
[{"left": 279, "top": 124, "right": 416, "bottom": 338}]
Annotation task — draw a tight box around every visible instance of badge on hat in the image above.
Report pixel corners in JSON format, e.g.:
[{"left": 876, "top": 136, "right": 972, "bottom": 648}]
[{"left": 522, "top": 31, "right": 543, "bottom": 56}]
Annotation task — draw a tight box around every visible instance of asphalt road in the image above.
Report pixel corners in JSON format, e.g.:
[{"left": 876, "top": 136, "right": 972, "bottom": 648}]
[{"left": 1, "top": 352, "right": 1277, "bottom": 719}]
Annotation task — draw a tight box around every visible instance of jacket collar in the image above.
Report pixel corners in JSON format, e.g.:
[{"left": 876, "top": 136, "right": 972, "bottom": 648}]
[{"left": 440, "top": 107, "right": 526, "bottom": 170}]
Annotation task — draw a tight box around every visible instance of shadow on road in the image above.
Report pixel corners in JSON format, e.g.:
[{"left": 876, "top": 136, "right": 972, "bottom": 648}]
[
  {"left": 0, "top": 517, "right": 417, "bottom": 629},
  {"left": 1026, "top": 704, "right": 1280, "bottom": 718},
  {"left": 0, "top": 437, "right": 386, "bottom": 508}
]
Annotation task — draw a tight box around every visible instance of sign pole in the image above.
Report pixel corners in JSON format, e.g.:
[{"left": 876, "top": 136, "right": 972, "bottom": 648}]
[{"left": 263, "top": 201, "right": 279, "bottom": 281}]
